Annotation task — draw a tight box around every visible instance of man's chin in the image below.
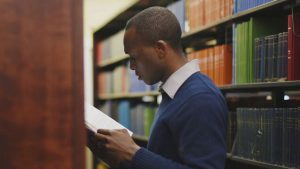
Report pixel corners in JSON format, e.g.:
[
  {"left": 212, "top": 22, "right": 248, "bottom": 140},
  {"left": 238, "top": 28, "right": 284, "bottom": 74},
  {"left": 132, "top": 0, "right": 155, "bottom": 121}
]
[{"left": 144, "top": 80, "right": 157, "bottom": 86}]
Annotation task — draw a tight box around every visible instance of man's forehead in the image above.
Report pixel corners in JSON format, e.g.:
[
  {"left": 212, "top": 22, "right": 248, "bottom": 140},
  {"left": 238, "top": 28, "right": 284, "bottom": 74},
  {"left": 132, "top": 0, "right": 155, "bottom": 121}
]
[{"left": 124, "top": 27, "right": 139, "bottom": 50}]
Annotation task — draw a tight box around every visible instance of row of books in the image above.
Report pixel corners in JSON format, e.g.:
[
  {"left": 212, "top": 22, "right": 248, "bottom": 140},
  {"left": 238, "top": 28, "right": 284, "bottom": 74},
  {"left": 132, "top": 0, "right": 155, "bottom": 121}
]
[
  {"left": 187, "top": 44, "right": 232, "bottom": 86},
  {"left": 232, "top": 16, "right": 287, "bottom": 84},
  {"left": 253, "top": 32, "right": 288, "bottom": 82},
  {"left": 99, "top": 101, "right": 157, "bottom": 137},
  {"left": 233, "top": 14, "right": 300, "bottom": 83},
  {"left": 187, "top": 0, "right": 233, "bottom": 31},
  {"left": 97, "top": 64, "right": 158, "bottom": 95},
  {"left": 233, "top": 107, "right": 300, "bottom": 168},
  {"left": 95, "top": 15, "right": 300, "bottom": 94},
  {"left": 233, "top": 0, "right": 274, "bottom": 14},
  {"left": 95, "top": 30, "right": 125, "bottom": 65}
]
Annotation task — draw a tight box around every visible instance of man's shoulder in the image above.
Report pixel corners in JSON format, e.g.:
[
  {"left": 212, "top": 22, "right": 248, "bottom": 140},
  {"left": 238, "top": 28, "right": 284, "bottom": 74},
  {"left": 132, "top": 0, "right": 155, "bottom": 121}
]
[
  {"left": 174, "top": 72, "right": 225, "bottom": 104},
  {"left": 179, "top": 72, "right": 219, "bottom": 94}
]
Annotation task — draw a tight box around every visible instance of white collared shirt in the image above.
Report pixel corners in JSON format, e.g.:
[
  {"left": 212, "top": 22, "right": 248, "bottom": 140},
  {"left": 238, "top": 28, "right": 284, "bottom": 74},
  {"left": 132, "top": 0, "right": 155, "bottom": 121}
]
[{"left": 161, "top": 59, "right": 200, "bottom": 99}]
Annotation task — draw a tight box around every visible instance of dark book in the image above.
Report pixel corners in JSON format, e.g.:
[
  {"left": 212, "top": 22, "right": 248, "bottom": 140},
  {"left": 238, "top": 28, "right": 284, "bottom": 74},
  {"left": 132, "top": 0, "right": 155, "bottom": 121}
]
[
  {"left": 254, "top": 38, "right": 260, "bottom": 82},
  {"left": 277, "top": 33, "right": 283, "bottom": 79},
  {"left": 283, "top": 32, "right": 289, "bottom": 79},
  {"left": 272, "top": 34, "right": 278, "bottom": 80},
  {"left": 260, "top": 37, "right": 266, "bottom": 82},
  {"left": 266, "top": 35, "right": 273, "bottom": 81},
  {"left": 271, "top": 108, "right": 283, "bottom": 165}
]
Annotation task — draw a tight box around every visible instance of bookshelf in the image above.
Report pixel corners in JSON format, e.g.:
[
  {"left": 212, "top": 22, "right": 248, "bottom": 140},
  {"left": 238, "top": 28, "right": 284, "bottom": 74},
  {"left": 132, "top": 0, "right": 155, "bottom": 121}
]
[
  {"left": 98, "top": 91, "right": 160, "bottom": 100},
  {"left": 93, "top": 0, "right": 300, "bottom": 169}
]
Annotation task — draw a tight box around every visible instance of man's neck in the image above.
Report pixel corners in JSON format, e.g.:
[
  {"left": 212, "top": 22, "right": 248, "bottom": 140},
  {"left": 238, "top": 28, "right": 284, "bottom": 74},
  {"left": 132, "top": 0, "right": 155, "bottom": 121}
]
[{"left": 161, "top": 52, "right": 188, "bottom": 83}]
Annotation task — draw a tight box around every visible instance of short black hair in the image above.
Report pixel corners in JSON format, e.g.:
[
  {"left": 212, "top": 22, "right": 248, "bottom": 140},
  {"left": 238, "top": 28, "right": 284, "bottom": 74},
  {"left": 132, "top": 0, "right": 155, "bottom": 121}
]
[{"left": 125, "top": 6, "right": 182, "bottom": 50}]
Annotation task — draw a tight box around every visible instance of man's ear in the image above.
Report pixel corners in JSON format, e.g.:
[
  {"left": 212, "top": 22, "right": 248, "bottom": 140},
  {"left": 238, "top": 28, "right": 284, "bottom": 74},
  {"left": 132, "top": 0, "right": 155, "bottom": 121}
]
[{"left": 155, "top": 40, "right": 168, "bottom": 59}]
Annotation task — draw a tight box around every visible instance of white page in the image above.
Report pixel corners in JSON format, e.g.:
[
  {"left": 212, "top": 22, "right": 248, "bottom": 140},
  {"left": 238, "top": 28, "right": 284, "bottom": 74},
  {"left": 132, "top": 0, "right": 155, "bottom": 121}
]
[{"left": 84, "top": 102, "right": 133, "bottom": 136}]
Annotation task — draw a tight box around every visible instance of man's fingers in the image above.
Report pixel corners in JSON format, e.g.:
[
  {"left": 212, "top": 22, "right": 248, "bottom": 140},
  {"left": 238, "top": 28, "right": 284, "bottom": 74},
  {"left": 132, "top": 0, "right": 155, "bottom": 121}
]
[
  {"left": 97, "top": 129, "right": 111, "bottom": 135},
  {"left": 98, "top": 128, "right": 129, "bottom": 135},
  {"left": 95, "top": 132, "right": 109, "bottom": 143},
  {"left": 115, "top": 129, "right": 128, "bottom": 133}
]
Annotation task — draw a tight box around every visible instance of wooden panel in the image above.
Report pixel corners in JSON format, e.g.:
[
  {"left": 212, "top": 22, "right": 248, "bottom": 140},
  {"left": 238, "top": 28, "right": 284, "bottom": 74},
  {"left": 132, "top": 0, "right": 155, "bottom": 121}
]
[{"left": 0, "top": 0, "right": 85, "bottom": 168}]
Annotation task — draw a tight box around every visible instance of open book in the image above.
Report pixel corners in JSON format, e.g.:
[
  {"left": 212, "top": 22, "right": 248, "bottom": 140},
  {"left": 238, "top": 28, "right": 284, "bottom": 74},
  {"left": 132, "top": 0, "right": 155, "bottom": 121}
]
[{"left": 84, "top": 102, "right": 133, "bottom": 136}]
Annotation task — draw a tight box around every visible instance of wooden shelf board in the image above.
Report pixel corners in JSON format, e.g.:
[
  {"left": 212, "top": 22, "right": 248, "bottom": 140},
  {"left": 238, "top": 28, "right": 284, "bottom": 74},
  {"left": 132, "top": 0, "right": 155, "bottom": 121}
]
[
  {"left": 229, "top": 155, "right": 291, "bottom": 169},
  {"left": 98, "top": 91, "right": 160, "bottom": 100},
  {"left": 98, "top": 55, "right": 129, "bottom": 68},
  {"left": 220, "top": 81, "right": 300, "bottom": 92}
]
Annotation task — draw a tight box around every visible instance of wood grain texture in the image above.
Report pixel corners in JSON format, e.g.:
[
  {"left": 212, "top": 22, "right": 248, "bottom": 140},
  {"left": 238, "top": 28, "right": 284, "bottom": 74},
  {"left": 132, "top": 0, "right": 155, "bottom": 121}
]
[{"left": 0, "top": 0, "right": 85, "bottom": 168}]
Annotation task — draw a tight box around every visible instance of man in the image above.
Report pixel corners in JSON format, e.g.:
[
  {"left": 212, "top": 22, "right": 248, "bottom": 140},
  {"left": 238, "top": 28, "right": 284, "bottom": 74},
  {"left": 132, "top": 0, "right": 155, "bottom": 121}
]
[{"left": 89, "top": 6, "right": 228, "bottom": 169}]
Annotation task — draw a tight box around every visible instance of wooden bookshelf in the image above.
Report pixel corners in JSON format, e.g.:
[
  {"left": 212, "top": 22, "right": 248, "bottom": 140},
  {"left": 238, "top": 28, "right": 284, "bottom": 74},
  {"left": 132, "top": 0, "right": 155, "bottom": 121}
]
[
  {"left": 0, "top": 0, "right": 85, "bottom": 168},
  {"left": 93, "top": 0, "right": 300, "bottom": 168}
]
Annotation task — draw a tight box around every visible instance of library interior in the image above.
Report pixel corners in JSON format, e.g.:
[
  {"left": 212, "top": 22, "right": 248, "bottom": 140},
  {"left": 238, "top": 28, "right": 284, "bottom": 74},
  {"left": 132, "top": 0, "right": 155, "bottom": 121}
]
[{"left": 1, "top": 0, "right": 300, "bottom": 169}]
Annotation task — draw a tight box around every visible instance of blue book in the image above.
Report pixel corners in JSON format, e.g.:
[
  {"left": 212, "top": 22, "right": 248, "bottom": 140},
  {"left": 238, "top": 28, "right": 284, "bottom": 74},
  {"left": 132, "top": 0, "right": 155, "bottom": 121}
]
[
  {"left": 282, "top": 32, "right": 288, "bottom": 79},
  {"left": 117, "top": 101, "right": 130, "bottom": 129},
  {"left": 277, "top": 33, "right": 283, "bottom": 78},
  {"left": 260, "top": 37, "right": 266, "bottom": 82},
  {"left": 272, "top": 34, "right": 278, "bottom": 80}
]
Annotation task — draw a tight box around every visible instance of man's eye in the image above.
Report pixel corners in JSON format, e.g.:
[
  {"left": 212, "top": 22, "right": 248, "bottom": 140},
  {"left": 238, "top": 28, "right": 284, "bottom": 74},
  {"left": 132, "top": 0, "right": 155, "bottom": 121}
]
[{"left": 130, "top": 57, "right": 136, "bottom": 62}]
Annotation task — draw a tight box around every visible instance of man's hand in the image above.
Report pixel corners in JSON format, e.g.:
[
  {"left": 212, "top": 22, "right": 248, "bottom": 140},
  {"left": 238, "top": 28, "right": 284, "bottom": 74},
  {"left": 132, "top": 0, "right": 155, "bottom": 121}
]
[{"left": 95, "top": 129, "right": 141, "bottom": 162}]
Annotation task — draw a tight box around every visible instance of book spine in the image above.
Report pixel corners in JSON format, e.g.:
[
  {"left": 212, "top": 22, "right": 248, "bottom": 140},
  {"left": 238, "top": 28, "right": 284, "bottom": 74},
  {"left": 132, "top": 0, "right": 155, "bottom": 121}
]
[{"left": 288, "top": 15, "right": 294, "bottom": 80}]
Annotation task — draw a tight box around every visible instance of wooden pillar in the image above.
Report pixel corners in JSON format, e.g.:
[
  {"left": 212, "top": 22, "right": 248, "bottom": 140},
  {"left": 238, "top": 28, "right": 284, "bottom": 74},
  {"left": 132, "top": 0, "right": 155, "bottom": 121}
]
[{"left": 0, "top": 0, "right": 85, "bottom": 168}]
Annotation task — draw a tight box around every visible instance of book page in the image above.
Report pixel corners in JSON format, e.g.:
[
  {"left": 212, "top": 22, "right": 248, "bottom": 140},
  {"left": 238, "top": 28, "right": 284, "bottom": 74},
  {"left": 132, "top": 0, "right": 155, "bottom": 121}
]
[{"left": 84, "top": 102, "right": 133, "bottom": 136}]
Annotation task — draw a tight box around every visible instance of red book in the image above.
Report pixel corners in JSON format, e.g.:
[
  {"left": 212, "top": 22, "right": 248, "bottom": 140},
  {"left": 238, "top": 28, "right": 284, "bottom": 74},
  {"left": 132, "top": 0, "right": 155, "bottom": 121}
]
[
  {"left": 214, "top": 46, "right": 220, "bottom": 86},
  {"left": 223, "top": 44, "right": 232, "bottom": 85},
  {"left": 95, "top": 42, "right": 102, "bottom": 65},
  {"left": 288, "top": 13, "right": 300, "bottom": 80}
]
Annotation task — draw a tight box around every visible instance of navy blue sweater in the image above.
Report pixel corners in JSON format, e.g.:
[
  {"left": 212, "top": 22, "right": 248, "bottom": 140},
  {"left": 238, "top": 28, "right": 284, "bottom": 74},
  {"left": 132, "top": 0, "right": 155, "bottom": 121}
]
[{"left": 130, "top": 72, "right": 228, "bottom": 169}]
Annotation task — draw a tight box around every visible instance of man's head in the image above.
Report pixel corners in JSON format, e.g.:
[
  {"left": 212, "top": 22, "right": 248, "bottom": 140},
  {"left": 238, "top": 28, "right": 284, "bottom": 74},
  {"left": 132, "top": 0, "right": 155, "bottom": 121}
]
[{"left": 123, "top": 7, "right": 183, "bottom": 85}]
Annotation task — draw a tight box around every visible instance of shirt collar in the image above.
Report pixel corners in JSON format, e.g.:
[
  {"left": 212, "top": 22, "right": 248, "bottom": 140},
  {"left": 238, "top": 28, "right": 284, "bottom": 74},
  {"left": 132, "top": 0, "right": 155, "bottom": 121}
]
[{"left": 161, "top": 59, "right": 200, "bottom": 99}]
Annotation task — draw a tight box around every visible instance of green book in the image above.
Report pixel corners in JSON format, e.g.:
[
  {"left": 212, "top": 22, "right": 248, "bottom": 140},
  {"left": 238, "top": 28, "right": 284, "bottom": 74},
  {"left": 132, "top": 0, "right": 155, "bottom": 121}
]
[{"left": 144, "top": 106, "right": 155, "bottom": 137}]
